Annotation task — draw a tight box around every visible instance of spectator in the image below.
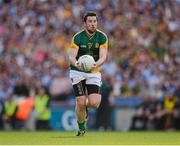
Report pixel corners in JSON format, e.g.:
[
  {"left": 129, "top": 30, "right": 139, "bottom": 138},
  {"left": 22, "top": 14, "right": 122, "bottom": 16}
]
[
  {"left": 130, "top": 97, "right": 149, "bottom": 130},
  {"left": 34, "top": 86, "right": 51, "bottom": 130},
  {"left": 0, "top": 100, "right": 4, "bottom": 129},
  {"left": 49, "top": 70, "right": 73, "bottom": 101},
  {"left": 174, "top": 99, "right": 180, "bottom": 130},
  {"left": 96, "top": 71, "right": 113, "bottom": 130},
  {"left": 3, "top": 94, "right": 17, "bottom": 130},
  {"left": 163, "top": 92, "right": 177, "bottom": 129}
]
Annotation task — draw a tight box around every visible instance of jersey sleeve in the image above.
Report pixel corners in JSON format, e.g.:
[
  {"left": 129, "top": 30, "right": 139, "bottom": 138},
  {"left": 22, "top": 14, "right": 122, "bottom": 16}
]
[
  {"left": 99, "top": 33, "right": 108, "bottom": 49},
  {"left": 70, "top": 34, "right": 80, "bottom": 49}
]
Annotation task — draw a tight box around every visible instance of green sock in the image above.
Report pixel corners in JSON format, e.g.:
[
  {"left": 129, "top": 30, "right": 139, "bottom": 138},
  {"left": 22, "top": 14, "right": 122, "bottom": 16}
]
[{"left": 78, "top": 121, "right": 85, "bottom": 131}]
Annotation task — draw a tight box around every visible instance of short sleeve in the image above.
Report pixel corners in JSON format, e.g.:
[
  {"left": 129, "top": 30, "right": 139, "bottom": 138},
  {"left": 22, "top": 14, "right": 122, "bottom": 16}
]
[
  {"left": 70, "top": 34, "right": 80, "bottom": 49},
  {"left": 99, "top": 33, "right": 108, "bottom": 49}
]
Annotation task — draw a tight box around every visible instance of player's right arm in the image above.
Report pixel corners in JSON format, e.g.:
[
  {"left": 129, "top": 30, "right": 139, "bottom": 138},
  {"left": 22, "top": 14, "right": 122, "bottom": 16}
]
[
  {"left": 68, "top": 35, "right": 80, "bottom": 67},
  {"left": 68, "top": 48, "right": 78, "bottom": 66}
]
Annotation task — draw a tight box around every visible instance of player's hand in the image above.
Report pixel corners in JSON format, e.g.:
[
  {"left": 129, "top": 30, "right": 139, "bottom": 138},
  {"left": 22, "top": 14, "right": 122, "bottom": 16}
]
[
  {"left": 75, "top": 61, "right": 81, "bottom": 69},
  {"left": 90, "top": 62, "right": 97, "bottom": 71}
]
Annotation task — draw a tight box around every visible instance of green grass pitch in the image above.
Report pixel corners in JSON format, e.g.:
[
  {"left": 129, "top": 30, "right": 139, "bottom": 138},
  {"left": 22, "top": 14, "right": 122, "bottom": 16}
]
[{"left": 0, "top": 131, "right": 180, "bottom": 145}]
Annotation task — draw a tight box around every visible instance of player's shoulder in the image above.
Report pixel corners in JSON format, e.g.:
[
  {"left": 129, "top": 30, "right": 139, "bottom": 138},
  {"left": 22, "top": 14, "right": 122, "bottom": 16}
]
[
  {"left": 72, "top": 29, "right": 85, "bottom": 44},
  {"left": 97, "top": 29, "right": 108, "bottom": 38},
  {"left": 73, "top": 29, "right": 85, "bottom": 39}
]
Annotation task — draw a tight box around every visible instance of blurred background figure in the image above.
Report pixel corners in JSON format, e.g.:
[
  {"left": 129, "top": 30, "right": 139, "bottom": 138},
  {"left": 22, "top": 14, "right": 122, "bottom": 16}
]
[
  {"left": 0, "top": 99, "right": 4, "bottom": 129},
  {"left": 15, "top": 96, "right": 35, "bottom": 130},
  {"left": 34, "top": 86, "right": 51, "bottom": 130},
  {"left": 49, "top": 70, "right": 73, "bottom": 102},
  {"left": 163, "top": 91, "right": 177, "bottom": 130},
  {"left": 174, "top": 98, "right": 180, "bottom": 130},
  {"left": 96, "top": 71, "right": 113, "bottom": 130},
  {"left": 3, "top": 94, "right": 17, "bottom": 130},
  {"left": 130, "top": 97, "right": 149, "bottom": 130},
  {"left": 0, "top": 0, "right": 179, "bottom": 131}
]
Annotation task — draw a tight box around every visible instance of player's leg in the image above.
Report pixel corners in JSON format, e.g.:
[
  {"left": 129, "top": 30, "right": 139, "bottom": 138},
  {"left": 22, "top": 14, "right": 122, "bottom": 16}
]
[
  {"left": 73, "top": 81, "right": 87, "bottom": 136},
  {"left": 75, "top": 96, "right": 86, "bottom": 126},
  {"left": 73, "top": 81, "right": 86, "bottom": 121},
  {"left": 70, "top": 70, "right": 87, "bottom": 136},
  {"left": 85, "top": 85, "right": 101, "bottom": 131},
  {"left": 86, "top": 72, "right": 102, "bottom": 109},
  {"left": 87, "top": 85, "right": 101, "bottom": 108}
]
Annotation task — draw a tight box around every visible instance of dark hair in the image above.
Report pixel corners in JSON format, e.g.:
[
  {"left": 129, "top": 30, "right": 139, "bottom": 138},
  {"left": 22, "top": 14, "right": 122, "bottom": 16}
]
[{"left": 83, "top": 12, "right": 97, "bottom": 22}]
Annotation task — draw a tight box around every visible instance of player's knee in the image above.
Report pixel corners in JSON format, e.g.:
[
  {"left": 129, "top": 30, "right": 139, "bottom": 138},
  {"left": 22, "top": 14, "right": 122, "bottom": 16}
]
[
  {"left": 88, "top": 94, "right": 101, "bottom": 108},
  {"left": 89, "top": 100, "right": 100, "bottom": 109}
]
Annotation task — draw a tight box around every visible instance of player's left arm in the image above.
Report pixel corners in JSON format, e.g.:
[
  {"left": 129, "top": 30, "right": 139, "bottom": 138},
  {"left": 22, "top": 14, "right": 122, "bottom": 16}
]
[
  {"left": 96, "top": 47, "right": 107, "bottom": 67},
  {"left": 95, "top": 34, "right": 108, "bottom": 67}
]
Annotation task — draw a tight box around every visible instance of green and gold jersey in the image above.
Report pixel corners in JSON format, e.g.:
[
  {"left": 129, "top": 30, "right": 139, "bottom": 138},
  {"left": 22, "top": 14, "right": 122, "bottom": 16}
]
[{"left": 70, "top": 29, "right": 108, "bottom": 73}]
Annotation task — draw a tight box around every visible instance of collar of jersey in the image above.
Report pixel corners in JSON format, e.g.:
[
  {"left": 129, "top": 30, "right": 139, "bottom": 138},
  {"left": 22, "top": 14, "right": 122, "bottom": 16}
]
[{"left": 85, "top": 29, "right": 96, "bottom": 39}]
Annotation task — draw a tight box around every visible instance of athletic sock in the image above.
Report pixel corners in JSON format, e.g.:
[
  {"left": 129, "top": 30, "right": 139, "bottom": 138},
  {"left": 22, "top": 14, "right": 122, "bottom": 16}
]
[{"left": 78, "top": 121, "right": 85, "bottom": 131}]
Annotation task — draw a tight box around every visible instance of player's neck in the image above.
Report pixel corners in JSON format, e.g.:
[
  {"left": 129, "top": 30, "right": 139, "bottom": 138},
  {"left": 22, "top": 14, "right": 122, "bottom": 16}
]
[{"left": 85, "top": 29, "right": 96, "bottom": 37}]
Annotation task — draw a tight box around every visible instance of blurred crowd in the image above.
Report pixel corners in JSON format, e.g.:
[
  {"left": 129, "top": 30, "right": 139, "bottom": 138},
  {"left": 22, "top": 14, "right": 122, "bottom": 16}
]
[{"left": 0, "top": 0, "right": 180, "bottom": 130}]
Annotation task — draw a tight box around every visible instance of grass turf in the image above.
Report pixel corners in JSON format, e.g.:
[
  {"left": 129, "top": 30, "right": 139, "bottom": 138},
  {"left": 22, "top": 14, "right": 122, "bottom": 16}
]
[{"left": 0, "top": 131, "right": 180, "bottom": 145}]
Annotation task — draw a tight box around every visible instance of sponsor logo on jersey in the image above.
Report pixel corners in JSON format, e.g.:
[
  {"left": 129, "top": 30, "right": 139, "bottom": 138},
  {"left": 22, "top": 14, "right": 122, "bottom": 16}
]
[
  {"left": 88, "top": 43, "right": 93, "bottom": 49},
  {"left": 95, "top": 43, "right": 99, "bottom": 48},
  {"left": 80, "top": 45, "right": 87, "bottom": 48}
]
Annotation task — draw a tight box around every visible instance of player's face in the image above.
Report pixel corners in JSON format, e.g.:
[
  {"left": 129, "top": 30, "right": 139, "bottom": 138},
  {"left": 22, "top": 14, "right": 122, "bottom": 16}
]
[{"left": 85, "top": 16, "right": 97, "bottom": 33}]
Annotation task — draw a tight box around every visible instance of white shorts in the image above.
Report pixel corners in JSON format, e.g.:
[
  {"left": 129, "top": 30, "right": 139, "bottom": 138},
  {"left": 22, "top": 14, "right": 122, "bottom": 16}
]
[{"left": 69, "top": 70, "right": 102, "bottom": 87}]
